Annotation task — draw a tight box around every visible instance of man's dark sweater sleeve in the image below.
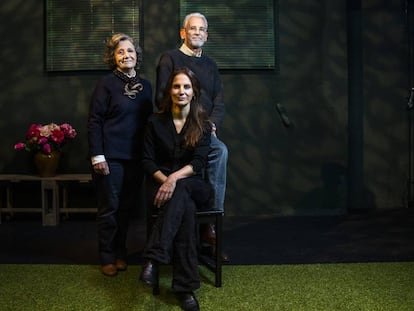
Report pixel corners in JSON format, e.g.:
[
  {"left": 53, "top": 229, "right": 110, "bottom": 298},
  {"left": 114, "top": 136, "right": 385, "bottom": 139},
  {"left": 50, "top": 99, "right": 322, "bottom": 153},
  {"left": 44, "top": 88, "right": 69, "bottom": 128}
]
[
  {"left": 209, "top": 64, "right": 225, "bottom": 129},
  {"left": 155, "top": 53, "right": 174, "bottom": 109}
]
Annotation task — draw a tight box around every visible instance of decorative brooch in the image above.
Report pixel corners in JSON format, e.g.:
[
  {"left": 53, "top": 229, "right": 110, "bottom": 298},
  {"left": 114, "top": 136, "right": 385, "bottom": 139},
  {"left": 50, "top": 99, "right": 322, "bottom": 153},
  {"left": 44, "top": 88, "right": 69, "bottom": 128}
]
[{"left": 124, "top": 82, "right": 144, "bottom": 99}]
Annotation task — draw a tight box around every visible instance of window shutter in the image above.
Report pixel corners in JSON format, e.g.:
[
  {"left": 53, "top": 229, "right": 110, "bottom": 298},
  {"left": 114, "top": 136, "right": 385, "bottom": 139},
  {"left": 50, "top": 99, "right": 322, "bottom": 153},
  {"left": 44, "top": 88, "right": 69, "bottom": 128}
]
[
  {"left": 180, "top": 0, "right": 276, "bottom": 69},
  {"left": 46, "top": 0, "right": 141, "bottom": 72}
]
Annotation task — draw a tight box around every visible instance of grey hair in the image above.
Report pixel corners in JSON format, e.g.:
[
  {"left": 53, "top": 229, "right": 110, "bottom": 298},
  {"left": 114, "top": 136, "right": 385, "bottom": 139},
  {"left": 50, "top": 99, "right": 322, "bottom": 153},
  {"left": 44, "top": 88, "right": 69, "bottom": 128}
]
[
  {"left": 103, "top": 33, "right": 143, "bottom": 70},
  {"left": 182, "top": 12, "right": 208, "bottom": 30}
]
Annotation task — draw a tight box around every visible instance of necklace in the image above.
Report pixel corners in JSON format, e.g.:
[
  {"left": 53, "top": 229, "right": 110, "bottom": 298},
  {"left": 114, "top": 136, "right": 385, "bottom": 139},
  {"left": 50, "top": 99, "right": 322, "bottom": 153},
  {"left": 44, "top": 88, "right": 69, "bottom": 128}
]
[{"left": 113, "top": 70, "right": 144, "bottom": 99}]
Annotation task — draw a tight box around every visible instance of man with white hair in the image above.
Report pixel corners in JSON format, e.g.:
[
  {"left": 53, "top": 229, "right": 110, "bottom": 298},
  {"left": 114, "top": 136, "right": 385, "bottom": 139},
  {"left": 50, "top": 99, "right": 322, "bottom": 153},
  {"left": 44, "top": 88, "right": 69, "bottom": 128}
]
[{"left": 155, "top": 12, "right": 229, "bottom": 263}]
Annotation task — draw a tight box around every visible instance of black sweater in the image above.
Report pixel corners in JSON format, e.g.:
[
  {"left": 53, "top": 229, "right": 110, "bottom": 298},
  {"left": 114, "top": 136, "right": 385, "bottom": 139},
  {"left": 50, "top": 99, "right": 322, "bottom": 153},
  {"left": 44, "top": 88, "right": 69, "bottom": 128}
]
[
  {"left": 87, "top": 73, "right": 153, "bottom": 160},
  {"left": 155, "top": 49, "right": 225, "bottom": 128},
  {"left": 142, "top": 112, "right": 211, "bottom": 177}
]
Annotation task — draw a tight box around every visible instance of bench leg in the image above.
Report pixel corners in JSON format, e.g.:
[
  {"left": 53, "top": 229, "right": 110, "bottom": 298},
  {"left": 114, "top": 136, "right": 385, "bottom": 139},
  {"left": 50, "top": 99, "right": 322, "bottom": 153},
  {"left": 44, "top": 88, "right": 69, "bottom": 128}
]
[{"left": 41, "top": 180, "right": 59, "bottom": 226}]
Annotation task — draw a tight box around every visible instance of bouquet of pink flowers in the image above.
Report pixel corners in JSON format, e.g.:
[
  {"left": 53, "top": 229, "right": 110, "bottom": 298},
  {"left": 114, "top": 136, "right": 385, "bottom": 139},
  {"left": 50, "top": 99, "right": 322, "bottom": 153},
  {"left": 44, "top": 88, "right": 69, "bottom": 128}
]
[{"left": 14, "top": 123, "right": 77, "bottom": 154}]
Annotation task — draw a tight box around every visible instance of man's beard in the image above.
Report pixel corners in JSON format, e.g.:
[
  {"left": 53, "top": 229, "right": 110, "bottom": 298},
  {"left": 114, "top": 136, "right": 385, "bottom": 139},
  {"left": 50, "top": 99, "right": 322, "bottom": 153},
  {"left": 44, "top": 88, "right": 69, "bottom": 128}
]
[{"left": 189, "top": 38, "right": 205, "bottom": 49}]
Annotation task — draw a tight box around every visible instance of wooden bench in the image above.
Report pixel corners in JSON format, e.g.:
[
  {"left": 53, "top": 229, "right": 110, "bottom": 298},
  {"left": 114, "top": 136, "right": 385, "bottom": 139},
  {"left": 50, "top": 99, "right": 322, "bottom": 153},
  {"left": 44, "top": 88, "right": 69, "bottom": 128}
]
[{"left": 0, "top": 174, "right": 94, "bottom": 226}]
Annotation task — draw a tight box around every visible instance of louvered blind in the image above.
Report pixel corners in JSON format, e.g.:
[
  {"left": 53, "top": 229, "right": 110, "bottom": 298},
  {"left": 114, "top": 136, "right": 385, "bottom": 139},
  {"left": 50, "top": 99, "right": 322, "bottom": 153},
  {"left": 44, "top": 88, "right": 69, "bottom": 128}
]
[
  {"left": 46, "top": 0, "right": 141, "bottom": 71},
  {"left": 180, "top": 0, "right": 276, "bottom": 69}
]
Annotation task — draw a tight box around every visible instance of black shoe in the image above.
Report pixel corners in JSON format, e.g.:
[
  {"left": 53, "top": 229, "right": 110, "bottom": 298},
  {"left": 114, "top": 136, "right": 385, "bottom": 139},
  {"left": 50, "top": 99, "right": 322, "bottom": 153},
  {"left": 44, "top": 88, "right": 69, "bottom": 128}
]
[
  {"left": 139, "top": 260, "right": 158, "bottom": 287},
  {"left": 176, "top": 292, "right": 200, "bottom": 311}
]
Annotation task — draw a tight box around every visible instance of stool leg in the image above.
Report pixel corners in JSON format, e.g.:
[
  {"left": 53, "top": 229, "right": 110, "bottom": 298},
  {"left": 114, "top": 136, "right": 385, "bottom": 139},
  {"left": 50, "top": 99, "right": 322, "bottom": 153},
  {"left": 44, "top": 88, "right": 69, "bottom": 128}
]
[
  {"left": 152, "top": 284, "right": 160, "bottom": 295},
  {"left": 152, "top": 264, "right": 160, "bottom": 295},
  {"left": 215, "top": 214, "right": 223, "bottom": 287}
]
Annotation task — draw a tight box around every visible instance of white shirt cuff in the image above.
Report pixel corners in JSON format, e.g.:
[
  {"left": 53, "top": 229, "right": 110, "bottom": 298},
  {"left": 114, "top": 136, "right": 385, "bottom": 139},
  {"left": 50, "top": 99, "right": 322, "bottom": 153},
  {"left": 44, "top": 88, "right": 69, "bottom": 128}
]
[{"left": 91, "top": 155, "right": 106, "bottom": 165}]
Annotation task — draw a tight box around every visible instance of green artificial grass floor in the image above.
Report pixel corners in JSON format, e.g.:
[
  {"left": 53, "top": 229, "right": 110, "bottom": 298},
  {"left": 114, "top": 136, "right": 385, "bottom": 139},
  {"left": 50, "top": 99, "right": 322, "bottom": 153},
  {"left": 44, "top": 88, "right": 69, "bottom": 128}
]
[{"left": 0, "top": 262, "right": 413, "bottom": 310}]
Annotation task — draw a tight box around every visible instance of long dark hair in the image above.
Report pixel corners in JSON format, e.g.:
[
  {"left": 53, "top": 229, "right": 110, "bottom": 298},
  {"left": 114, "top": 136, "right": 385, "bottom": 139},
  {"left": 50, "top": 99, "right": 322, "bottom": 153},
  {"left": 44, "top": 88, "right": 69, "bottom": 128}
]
[{"left": 160, "top": 67, "right": 209, "bottom": 147}]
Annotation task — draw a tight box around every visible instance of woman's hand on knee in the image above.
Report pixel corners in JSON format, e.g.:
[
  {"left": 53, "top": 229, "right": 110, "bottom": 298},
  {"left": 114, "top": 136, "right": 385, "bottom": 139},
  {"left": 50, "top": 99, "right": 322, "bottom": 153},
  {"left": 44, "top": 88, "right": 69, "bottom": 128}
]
[{"left": 154, "top": 177, "right": 176, "bottom": 208}]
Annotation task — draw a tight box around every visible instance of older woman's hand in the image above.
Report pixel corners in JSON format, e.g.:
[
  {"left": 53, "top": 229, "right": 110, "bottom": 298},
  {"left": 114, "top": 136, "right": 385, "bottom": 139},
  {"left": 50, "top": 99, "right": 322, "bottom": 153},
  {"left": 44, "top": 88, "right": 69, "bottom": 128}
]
[{"left": 93, "top": 161, "right": 110, "bottom": 175}]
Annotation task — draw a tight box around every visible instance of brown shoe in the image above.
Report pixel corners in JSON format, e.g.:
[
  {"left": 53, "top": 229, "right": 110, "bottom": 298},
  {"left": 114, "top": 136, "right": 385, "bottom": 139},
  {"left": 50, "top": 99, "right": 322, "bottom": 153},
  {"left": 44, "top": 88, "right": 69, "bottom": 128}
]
[
  {"left": 204, "top": 245, "right": 230, "bottom": 263},
  {"left": 201, "top": 223, "right": 230, "bottom": 262},
  {"left": 200, "top": 223, "right": 216, "bottom": 245},
  {"left": 101, "top": 264, "right": 117, "bottom": 277},
  {"left": 116, "top": 259, "right": 127, "bottom": 271}
]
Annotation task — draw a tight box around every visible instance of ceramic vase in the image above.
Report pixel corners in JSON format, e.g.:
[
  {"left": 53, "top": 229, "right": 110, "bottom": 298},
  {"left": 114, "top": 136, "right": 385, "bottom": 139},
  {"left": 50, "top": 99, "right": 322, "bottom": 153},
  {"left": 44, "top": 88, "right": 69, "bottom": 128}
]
[{"left": 34, "top": 151, "right": 61, "bottom": 177}]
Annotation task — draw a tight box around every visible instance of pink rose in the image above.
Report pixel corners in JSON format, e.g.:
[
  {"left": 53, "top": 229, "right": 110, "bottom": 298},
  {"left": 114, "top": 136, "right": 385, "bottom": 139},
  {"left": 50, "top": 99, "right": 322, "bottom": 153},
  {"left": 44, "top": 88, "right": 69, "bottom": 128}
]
[
  {"left": 42, "top": 144, "right": 51, "bottom": 154},
  {"left": 14, "top": 143, "right": 25, "bottom": 151}
]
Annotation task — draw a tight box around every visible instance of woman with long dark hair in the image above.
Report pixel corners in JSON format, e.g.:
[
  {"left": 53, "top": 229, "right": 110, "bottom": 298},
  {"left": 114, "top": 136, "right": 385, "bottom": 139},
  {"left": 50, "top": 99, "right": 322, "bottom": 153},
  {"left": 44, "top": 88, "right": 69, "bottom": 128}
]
[{"left": 139, "top": 67, "right": 211, "bottom": 311}]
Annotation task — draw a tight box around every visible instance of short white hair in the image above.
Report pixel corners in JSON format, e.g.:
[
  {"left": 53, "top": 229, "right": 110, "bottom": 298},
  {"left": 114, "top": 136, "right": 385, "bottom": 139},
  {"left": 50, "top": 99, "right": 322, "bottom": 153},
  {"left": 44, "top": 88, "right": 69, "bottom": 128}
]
[{"left": 182, "top": 12, "right": 208, "bottom": 30}]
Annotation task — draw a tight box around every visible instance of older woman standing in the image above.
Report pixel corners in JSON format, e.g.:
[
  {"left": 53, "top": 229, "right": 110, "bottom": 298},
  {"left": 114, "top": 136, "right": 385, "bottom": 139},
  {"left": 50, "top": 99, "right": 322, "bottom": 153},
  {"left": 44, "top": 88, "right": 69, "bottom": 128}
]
[{"left": 87, "top": 33, "right": 153, "bottom": 276}]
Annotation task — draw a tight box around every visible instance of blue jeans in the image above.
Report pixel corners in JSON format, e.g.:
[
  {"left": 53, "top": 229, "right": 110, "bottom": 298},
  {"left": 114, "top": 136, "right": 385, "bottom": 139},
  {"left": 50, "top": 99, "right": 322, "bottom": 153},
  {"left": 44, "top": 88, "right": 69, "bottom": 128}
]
[
  {"left": 93, "top": 160, "right": 144, "bottom": 265},
  {"left": 206, "top": 135, "right": 228, "bottom": 211}
]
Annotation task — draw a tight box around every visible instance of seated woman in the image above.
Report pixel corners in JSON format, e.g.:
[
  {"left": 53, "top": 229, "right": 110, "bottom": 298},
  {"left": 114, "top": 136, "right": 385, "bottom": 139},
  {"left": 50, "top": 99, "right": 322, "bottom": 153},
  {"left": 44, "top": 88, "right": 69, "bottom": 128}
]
[{"left": 139, "top": 67, "right": 212, "bottom": 311}]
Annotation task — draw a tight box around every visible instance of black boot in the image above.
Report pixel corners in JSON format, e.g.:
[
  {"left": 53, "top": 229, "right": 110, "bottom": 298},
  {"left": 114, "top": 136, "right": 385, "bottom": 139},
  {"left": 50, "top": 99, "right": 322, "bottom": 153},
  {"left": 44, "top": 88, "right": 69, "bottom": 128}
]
[
  {"left": 176, "top": 292, "right": 200, "bottom": 311},
  {"left": 139, "top": 260, "right": 159, "bottom": 287}
]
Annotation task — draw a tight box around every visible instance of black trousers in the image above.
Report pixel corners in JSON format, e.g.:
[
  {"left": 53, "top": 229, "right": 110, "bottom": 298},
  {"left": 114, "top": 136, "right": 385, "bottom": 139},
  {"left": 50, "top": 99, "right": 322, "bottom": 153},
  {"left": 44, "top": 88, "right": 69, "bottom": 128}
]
[
  {"left": 143, "top": 176, "right": 212, "bottom": 292},
  {"left": 93, "top": 159, "right": 144, "bottom": 265}
]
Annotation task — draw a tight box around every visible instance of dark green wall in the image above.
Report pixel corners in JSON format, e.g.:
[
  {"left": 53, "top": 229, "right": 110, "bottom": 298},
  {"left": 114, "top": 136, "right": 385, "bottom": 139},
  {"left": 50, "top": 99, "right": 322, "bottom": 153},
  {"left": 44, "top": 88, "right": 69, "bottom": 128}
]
[{"left": 0, "top": 0, "right": 410, "bottom": 216}]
